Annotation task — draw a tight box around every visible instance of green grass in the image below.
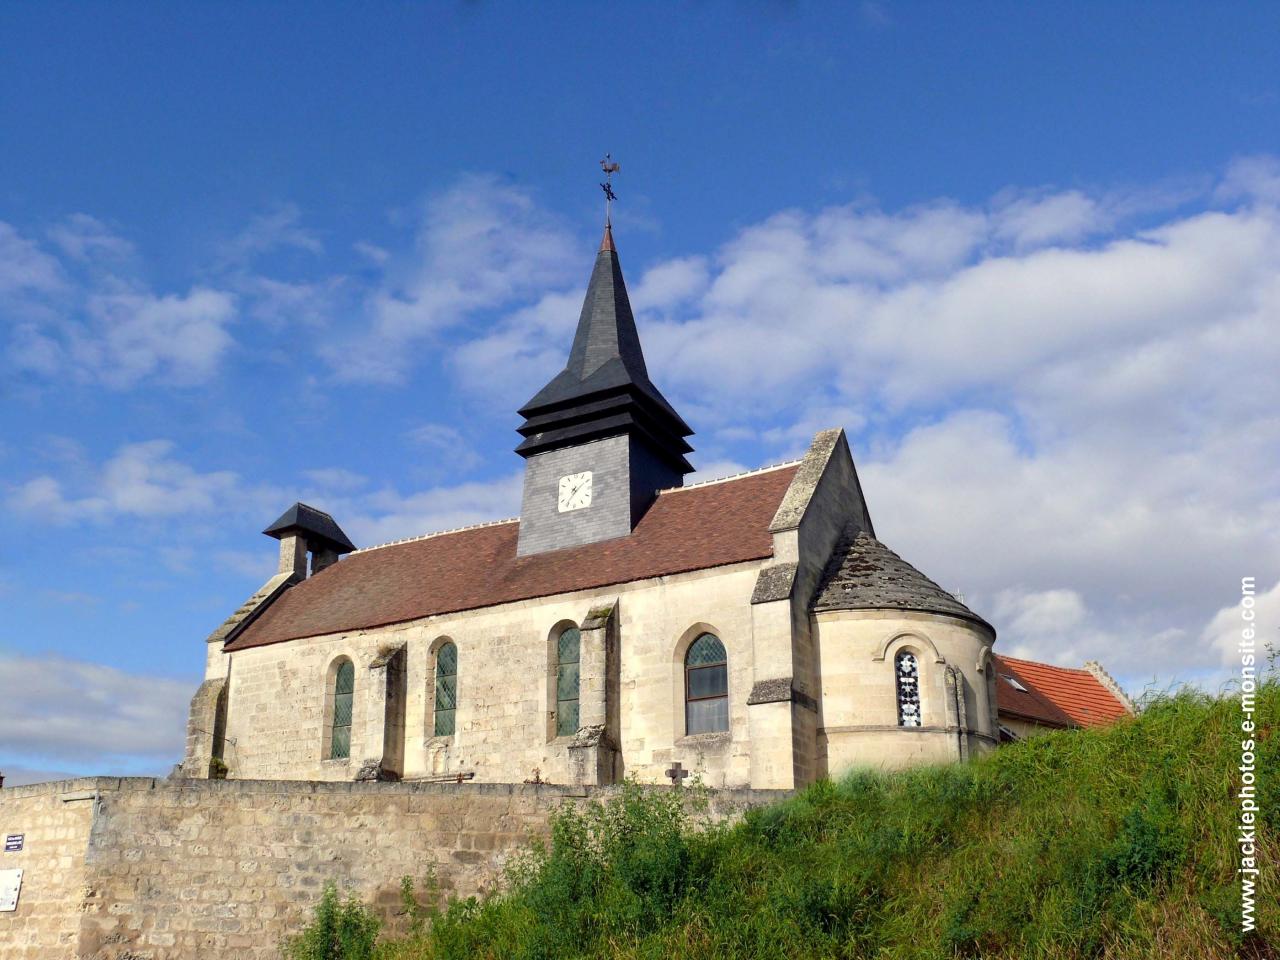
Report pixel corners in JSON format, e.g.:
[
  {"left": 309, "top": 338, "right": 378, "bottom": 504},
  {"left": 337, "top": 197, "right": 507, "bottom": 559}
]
[{"left": 294, "top": 680, "right": 1278, "bottom": 960}]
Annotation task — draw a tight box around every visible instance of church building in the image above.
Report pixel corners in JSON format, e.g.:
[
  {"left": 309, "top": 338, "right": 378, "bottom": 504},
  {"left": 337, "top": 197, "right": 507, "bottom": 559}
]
[{"left": 180, "top": 223, "right": 1133, "bottom": 791}]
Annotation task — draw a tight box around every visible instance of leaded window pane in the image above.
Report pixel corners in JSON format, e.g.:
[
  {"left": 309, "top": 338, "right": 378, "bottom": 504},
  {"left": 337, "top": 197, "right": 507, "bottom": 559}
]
[
  {"left": 557, "top": 627, "right": 580, "bottom": 664},
  {"left": 896, "top": 651, "right": 921, "bottom": 727},
  {"left": 687, "top": 663, "right": 727, "bottom": 700},
  {"left": 556, "top": 662, "right": 580, "bottom": 701},
  {"left": 686, "top": 633, "right": 726, "bottom": 666},
  {"left": 435, "top": 674, "right": 457, "bottom": 711},
  {"left": 330, "top": 659, "right": 353, "bottom": 760},
  {"left": 556, "top": 699, "right": 579, "bottom": 737},
  {"left": 683, "top": 633, "right": 729, "bottom": 734},
  {"left": 332, "top": 692, "right": 353, "bottom": 727},
  {"left": 330, "top": 724, "right": 350, "bottom": 759},
  {"left": 434, "top": 708, "right": 455, "bottom": 737},
  {"left": 432, "top": 643, "right": 458, "bottom": 737},
  {"left": 335, "top": 660, "right": 354, "bottom": 695},
  {"left": 554, "top": 627, "right": 581, "bottom": 736},
  {"left": 686, "top": 697, "right": 728, "bottom": 735}
]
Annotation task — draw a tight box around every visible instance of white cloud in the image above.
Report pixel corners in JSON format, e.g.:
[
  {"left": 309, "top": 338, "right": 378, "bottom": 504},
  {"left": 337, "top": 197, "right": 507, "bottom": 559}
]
[
  {"left": 405, "top": 423, "right": 482, "bottom": 474},
  {"left": 1202, "top": 578, "right": 1280, "bottom": 669},
  {"left": 1, "top": 219, "right": 239, "bottom": 387},
  {"left": 451, "top": 288, "right": 585, "bottom": 410},
  {"left": 439, "top": 163, "right": 1280, "bottom": 686},
  {"left": 302, "top": 468, "right": 369, "bottom": 492},
  {"left": 631, "top": 256, "right": 710, "bottom": 312},
  {"left": 0, "top": 651, "right": 191, "bottom": 767},
  {"left": 1215, "top": 155, "right": 1280, "bottom": 205},
  {"left": 0, "top": 221, "right": 64, "bottom": 296},
  {"left": 219, "top": 203, "right": 323, "bottom": 264},
  {"left": 687, "top": 459, "right": 751, "bottom": 483},
  {"left": 46, "top": 213, "right": 136, "bottom": 263},
  {"left": 214, "top": 549, "right": 277, "bottom": 581},
  {"left": 5, "top": 437, "right": 520, "bottom": 570},
  {"left": 0, "top": 765, "right": 82, "bottom": 787},
  {"left": 345, "top": 473, "right": 523, "bottom": 547},
  {"left": 990, "top": 190, "right": 1107, "bottom": 248},
  {"left": 8, "top": 440, "right": 250, "bottom": 524},
  {"left": 77, "top": 287, "right": 237, "bottom": 386},
  {"left": 993, "top": 589, "right": 1089, "bottom": 636},
  {"left": 242, "top": 274, "right": 346, "bottom": 329},
  {"left": 326, "top": 175, "right": 579, "bottom": 383}
]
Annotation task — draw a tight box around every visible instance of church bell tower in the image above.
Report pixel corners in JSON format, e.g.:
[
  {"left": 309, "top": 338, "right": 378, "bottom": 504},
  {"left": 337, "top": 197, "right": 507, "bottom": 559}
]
[{"left": 515, "top": 221, "right": 693, "bottom": 556}]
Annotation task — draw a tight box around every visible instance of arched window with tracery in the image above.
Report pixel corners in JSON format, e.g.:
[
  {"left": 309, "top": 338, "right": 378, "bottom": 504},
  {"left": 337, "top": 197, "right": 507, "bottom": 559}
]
[
  {"left": 895, "top": 650, "right": 921, "bottom": 727},
  {"left": 433, "top": 642, "right": 458, "bottom": 737},
  {"left": 555, "top": 626, "right": 581, "bottom": 737},
  {"left": 685, "top": 633, "right": 728, "bottom": 734},
  {"left": 330, "top": 659, "right": 355, "bottom": 758}
]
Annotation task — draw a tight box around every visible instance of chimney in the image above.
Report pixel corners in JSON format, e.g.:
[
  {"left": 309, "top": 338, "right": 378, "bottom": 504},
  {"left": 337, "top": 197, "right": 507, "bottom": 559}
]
[
  {"left": 311, "top": 547, "right": 340, "bottom": 575},
  {"left": 262, "top": 503, "right": 357, "bottom": 581},
  {"left": 277, "top": 532, "right": 309, "bottom": 578}
]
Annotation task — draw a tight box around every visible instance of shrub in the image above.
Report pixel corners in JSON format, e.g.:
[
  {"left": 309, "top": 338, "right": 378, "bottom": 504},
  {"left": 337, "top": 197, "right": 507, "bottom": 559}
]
[
  {"left": 298, "top": 679, "right": 1280, "bottom": 959},
  {"left": 282, "top": 882, "right": 381, "bottom": 960}
]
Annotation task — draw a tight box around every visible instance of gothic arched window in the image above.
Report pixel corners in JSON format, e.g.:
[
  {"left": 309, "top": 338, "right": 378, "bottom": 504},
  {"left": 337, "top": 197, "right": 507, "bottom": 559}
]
[
  {"left": 330, "top": 659, "right": 355, "bottom": 759},
  {"left": 555, "top": 626, "right": 581, "bottom": 737},
  {"left": 895, "top": 650, "right": 921, "bottom": 727},
  {"left": 433, "top": 642, "right": 458, "bottom": 737},
  {"left": 685, "top": 633, "right": 728, "bottom": 735}
]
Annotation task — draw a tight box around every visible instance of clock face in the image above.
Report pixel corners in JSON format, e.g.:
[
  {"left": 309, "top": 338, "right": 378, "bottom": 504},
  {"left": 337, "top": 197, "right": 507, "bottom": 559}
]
[{"left": 557, "top": 471, "right": 593, "bottom": 512}]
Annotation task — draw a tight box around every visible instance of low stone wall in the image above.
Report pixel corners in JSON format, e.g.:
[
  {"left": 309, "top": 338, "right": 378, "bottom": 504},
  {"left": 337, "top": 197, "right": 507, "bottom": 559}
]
[{"left": 0, "top": 776, "right": 785, "bottom": 959}]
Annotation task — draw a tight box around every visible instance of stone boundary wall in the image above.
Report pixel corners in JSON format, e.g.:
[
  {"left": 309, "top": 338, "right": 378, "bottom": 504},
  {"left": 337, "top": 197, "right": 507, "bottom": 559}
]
[{"left": 0, "top": 776, "right": 786, "bottom": 959}]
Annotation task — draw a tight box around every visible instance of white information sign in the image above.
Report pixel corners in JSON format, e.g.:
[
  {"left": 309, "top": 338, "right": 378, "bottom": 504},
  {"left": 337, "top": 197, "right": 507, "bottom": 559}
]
[{"left": 0, "top": 868, "right": 22, "bottom": 912}]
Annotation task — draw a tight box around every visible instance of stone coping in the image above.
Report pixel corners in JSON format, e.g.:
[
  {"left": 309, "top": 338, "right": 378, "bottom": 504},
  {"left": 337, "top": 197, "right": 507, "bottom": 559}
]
[{"left": 1, "top": 775, "right": 791, "bottom": 806}]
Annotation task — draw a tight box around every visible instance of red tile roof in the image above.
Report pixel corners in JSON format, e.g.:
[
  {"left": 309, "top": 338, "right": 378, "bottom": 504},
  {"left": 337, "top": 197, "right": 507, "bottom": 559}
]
[
  {"left": 227, "top": 464, "right": 798, "bottom": 651},
  {"left": 993, "top": 654, "right": 1132, "bottom": 729}
]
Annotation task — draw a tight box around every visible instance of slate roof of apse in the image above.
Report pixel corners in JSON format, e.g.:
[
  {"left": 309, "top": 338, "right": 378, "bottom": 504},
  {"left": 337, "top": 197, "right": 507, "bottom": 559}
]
[
  {"left": 812, "top": 532, "right": 993, "bottom": 632},
  {"left": 262, "top": 502, "right": 357, "bottom": 554},
  {"left": 225, "top": 464, "right": 799, "bottom": 651},
  {"left": 994, "top": 655, "right": 1132, "bottom": 728}
]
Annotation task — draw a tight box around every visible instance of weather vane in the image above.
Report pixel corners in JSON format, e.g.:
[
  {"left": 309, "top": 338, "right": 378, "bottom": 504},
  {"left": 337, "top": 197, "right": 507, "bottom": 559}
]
[{"left": 600, "top": 153, "right": 620, "bottom": 226}]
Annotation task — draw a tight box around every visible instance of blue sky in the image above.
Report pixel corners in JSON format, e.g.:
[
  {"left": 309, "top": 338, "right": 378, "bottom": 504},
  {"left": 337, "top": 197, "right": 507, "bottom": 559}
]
[{"left": 2, "top": 2, "right": 1278, "bottom": 784}]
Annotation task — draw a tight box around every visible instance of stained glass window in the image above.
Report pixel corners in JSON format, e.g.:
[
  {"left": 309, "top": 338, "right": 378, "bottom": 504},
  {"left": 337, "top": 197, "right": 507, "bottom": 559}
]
[
  {"left": 330, "top": 659, "right": 354, "bottom": 759},
  {"left": 556, "top": 626, "right": 581, "bottom": 737},
  {"left": 685, "top": 633, "right": 728, "bottom": 735},
  {"left": 896, "top": 650, "right": 921, "bottom": 727},
  {"left": 434, "top": 642, "right": 458, "bottom": 737}
]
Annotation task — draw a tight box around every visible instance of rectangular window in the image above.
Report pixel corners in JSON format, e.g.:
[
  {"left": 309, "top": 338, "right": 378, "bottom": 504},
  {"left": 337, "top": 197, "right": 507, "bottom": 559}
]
[
  {"left": 687, "top": 663, "right": 727, "bottom": 700},
  {"left": 686, "top": 697, "right": 729, "bottom": 736}
]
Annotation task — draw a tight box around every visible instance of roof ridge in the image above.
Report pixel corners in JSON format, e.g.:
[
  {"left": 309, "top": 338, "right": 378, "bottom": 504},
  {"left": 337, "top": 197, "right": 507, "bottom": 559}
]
[
  {"left": 353, "top": 517, "right": 520, "bottom": 555},
  {"left": 998, "top": 655, "right": 1091, "bottom": 674},
  {"left": 350, "top": 463, "right": 799, "bottom": 557},
  {"left": 660, "top": 459, "right": 801, "bottom": 493}
]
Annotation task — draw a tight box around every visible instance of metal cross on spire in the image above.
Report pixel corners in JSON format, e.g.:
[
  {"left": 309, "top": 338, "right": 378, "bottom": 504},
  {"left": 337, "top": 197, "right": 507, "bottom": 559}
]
[{"left": 599, "top": 153, "right": 620, "bottom": 227}]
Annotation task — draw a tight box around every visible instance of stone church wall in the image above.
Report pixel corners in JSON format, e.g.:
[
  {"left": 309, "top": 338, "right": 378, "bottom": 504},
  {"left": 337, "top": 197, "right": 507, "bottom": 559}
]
[
  {"left": 218, "top": 560, "right": 765, "bottom": 788},
  {"left": 812, "top": 609, "right": 999, "bottom": 773},
  {"left": 0, "top": 776, "right": 783, "bottom": 960}
]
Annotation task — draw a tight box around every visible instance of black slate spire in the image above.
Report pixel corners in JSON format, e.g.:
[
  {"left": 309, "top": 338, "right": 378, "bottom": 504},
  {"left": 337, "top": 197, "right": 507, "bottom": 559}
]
[{"left": 516, "top": 226, "right": 693, "bottom": 472}]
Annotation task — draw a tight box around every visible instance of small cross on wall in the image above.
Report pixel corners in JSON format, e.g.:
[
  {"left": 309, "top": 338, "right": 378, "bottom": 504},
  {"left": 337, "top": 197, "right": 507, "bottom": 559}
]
[{"left": 665, "top": 761, "right": 690, "bottom": 786}]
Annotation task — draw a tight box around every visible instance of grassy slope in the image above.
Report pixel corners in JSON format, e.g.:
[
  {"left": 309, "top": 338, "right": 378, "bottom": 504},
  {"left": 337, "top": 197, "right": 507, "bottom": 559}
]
[{"left": 374, "top": 682, "right": 1277, "bottom": 960}]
